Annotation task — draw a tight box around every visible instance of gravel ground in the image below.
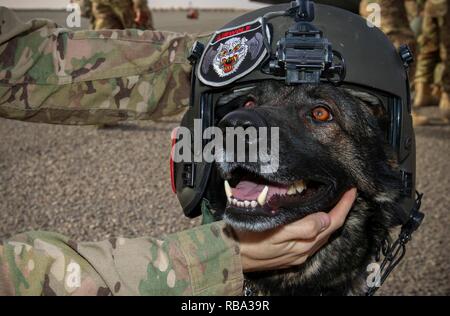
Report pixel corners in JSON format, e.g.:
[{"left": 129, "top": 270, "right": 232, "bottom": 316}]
[{"left": 1, "top": 9, "right": 449, "bottom": 296}]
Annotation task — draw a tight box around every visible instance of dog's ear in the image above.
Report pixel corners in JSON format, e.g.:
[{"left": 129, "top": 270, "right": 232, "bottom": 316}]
[
  {"left": 343, "top": 89, "right": 385, "bottom": 117},
  {"left": 343, "top": 89, "right": 389, "bottom": 132}
]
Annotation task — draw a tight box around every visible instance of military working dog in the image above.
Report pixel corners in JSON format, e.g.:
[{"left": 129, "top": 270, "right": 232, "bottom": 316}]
[{"left": 209, "top": 81, "right": 406, "bottom": 295}]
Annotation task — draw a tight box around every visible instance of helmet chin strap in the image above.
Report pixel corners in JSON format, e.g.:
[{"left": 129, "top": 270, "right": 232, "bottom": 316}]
[{"left": 366, "top": 191, "right": 424, "bottom": 296}]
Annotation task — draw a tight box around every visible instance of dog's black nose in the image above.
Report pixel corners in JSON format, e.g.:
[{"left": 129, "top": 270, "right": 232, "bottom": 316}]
[
  {"left": 218, "top": 109, "right": 268, "bottom": 130},
  {"left": 218, "top": 109, "right": 270, "bottom": 163}
]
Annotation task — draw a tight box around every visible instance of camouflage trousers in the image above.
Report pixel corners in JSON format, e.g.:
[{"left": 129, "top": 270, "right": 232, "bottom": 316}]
[
  {"left": 405, "top": 0, "right": 426, "bottom": 36},
  {"left": 414, "top": 0, "right": 450, "bottom": 93}
]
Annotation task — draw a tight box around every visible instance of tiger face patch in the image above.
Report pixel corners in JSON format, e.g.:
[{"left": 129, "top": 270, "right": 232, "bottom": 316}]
[
  {"left": 198, "top": 18, "right": 269, "bottom": 87},
  {"left": 213, "top": 37, "right": 249, "bottom": 77}
]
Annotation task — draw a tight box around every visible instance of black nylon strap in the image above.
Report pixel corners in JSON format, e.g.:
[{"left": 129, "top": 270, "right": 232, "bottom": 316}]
[{"left": 366, "top": 192, "right": 424, "bottom": 296}]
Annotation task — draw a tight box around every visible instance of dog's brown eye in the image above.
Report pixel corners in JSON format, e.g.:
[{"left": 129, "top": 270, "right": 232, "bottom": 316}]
[
  {"left": 311, "top": 106, "right": 332, "bottom": 122},
  {"left": 244, "top": 99, "right": 257, "bottom": 109}
]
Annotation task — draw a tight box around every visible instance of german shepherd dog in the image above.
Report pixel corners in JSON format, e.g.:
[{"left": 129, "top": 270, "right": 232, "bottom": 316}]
[{"left": 210, "top": 81, "right": 407, "bottom": 296}]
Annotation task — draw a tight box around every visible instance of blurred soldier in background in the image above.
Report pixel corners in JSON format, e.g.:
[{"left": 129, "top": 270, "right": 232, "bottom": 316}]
[
  {"left": 360, "top": 0, "right": 417, "bottom": 53},
  {"left": 405, "top": 0, "right": 425, "bottom": 36},
  {"left": 73, "top": 0, "right": 154, "bottom": 30},
  {"left": 414, "top": 0, "right": 450, "bottom": 122},
  {"left": 360, "top": 0, "right": 430, "bottom": 126}
]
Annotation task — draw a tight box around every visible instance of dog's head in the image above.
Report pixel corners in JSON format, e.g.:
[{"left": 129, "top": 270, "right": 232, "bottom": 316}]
[{"left": 214, "top": 81, "right": 403, "bottom": 232}]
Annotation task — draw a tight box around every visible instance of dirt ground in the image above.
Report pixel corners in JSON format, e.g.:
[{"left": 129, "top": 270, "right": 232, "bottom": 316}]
[{"left": 1, "top": 9, "right": 449, "bottom": 296}]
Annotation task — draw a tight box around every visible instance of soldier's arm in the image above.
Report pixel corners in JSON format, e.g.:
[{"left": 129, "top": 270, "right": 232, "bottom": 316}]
[
  {"left": 0, "top": 222, "right": 243, "bottom": 296},
  {"left": 0, "top": 7, "right": 210, "bottom": 125}
]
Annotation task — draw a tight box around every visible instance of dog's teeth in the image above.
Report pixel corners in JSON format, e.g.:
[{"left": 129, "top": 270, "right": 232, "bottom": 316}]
[
  {"left": 286, "top": 180, "right": 307, "bottom": 195},
  {"left": 244, "top": 201, "right": 250, "bottom": 207},
  {"left": 239, "top": 202, "right": 245, "bottom": 208},
  {"left": 251, "top": 201, "right": 257, "bottom": 208},
  {"left": 287, "top": 186, "right": 297, "bottom": 195},
  {"left": 232, "top": 199, "right": 238, "bottom": 206},
  {"left": 224, "top": 180, "right": 232, "bottom": 198},
  {"left": 295, "top": 180, "right": 307, "bottom": 194},
  {"left": 257, "top": 186, "right": 269, "bottom": 206}
]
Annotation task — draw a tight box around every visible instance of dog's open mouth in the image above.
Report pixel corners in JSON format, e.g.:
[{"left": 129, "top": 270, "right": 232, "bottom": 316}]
[{"left": 223, "top": 169, "right": 332, "bottom": 216}]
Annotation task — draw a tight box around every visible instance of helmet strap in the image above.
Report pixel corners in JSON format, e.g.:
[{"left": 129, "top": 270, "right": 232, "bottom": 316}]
[{"left": 366, "top": 192, "right": 424, "bottom": 296}]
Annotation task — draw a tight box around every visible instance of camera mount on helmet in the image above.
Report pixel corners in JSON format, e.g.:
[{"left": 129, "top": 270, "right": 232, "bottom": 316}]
[{"left": 268, "top": 0, "right": 345, "bottom": 85}]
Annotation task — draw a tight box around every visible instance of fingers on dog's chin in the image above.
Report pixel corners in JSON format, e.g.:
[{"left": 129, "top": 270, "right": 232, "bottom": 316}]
[
  {"left": 283, "top": 212, "right": 328, "bottom": 237},
  {"left": 344, "top": 187, "right": 358, "bottom": 201},
  {"left": 330, "top": 188, "right": 357, "bottom": 216}
]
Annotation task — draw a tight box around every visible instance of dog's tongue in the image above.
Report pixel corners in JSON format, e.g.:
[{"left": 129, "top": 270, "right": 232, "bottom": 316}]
[{"left": 232, "top": 180, "right": 288, "bottom": 202}]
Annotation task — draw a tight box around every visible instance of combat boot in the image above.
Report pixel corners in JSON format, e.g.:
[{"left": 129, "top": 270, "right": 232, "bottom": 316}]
[
  {"left": 440, "top": 92, "right": 450, "bottom": 123},
  {"left": 414, "top": 82, "right": 439, "bottom": 107},
  {"left": 412, "top": 111, "right": 430, "bottom": 127}
]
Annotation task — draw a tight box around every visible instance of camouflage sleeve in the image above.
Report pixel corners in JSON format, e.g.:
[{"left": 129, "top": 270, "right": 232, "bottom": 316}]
[
  {"left": 0, "top": 7, "right": 211, "bottom": 125},
  {"left": 0, "top": 221, "right": 243, "bottom": 296}
]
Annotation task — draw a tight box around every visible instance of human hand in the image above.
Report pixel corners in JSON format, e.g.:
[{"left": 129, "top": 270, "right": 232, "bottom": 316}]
[{"left": 236, "top": 188, "right": 357, "bottom": 272}]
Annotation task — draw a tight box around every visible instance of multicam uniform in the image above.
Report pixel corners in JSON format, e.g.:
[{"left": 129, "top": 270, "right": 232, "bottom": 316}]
[
  {"left": 0, "top": 7, "right": 244, "bottom": 296},
  {"left": 414, "top": 0, "right": 450, "bottom": 105},
  {"left": 0, "top": 7, "right": 204, "bottom": 125},
  {"left": 360, "top": 0, "right": 450, "bottom": 119},
  {"left": 359, "top": 0, "right": 439, "bottom": 125},
  {"left": 0, "top": 224, "right": 242, "bottom": 296},
  {"left": 405, "top": 0, "right": 425, "bottom": 35}
]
